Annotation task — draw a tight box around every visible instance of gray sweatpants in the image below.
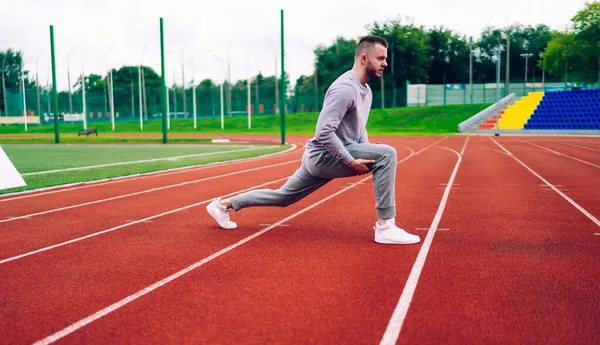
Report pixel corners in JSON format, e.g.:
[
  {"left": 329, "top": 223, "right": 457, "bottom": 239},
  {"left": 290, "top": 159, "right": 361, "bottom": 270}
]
[{"left": 231, "top": 143, "right": 397, "bottom": 219}]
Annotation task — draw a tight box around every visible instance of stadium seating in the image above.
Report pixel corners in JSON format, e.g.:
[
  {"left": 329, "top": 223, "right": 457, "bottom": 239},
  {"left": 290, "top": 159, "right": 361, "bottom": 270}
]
[
  {"left": 524, "top": 89, "right": 600, "bottom": 130},
  {"left": 497, "top": 91, "right": 545, "bottom": 130},
  {"left": 478, "top": 89, "right": 600, "bottom": 130}
]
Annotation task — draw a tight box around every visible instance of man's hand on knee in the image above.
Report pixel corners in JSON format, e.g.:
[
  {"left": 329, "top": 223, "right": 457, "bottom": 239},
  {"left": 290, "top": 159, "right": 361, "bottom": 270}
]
[{"left": 347, "top": 159, "right": 375, "bottom": 175}]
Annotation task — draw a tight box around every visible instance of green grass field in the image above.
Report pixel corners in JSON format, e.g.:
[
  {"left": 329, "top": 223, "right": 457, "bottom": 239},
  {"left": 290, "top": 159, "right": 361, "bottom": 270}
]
[
  {"left": 0, "top": 104, "right": 489, "bottom": 138},
  {"left": 0, "top": 104, "right": 487, "bottom": 194},
  {"left": 0, "top": 143, "right": 291, "bottom": 195}
]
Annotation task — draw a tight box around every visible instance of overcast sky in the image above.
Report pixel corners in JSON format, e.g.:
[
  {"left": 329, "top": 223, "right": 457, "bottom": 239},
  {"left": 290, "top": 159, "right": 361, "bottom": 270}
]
[{"left": 0, "top": 0, "right": 589, "bottom": 91}]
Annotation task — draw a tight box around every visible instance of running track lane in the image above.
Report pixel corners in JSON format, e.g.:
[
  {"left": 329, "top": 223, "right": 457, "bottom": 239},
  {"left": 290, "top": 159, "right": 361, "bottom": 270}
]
[
  {"left": 0, "top": 158, "right": 302, "bottom": 259},
  {"left": 0, "top": 145, "right": 303, "bottom": 218},
  {"left": 0, "top": 139, "right": 426, "bottom": 344},
  {"left": 0, "top": 139, "right": 418, "bottom": 259},
  {"left": 498, "top": 137, "right": 600, "bottom": 218},
  {"left": 398, "top": 136, "right": 600, "bottom": 345},
  {"left": 512, "top": 137, "right": 600, "bottom": 166},
  {"left": 14, "top": 138, "right": 459, "bottom": 345}
]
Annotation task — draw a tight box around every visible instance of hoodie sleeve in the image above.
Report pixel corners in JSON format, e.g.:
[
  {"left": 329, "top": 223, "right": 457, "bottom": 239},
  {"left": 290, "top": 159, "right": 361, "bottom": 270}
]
[
  {"left": 314, "top": 84, "right": 356, "bottom": 165},
  {"left": 358, "top": 128, "right": 369, "bottom": 143}
]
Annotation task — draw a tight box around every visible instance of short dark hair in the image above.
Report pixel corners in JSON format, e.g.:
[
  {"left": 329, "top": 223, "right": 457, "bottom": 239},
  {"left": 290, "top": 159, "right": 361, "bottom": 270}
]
[{"left": 355, "top": 35, "right": 388, "bottom": 59}]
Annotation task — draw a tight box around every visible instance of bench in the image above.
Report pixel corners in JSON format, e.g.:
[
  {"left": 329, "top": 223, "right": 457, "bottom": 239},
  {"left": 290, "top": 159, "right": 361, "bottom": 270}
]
[{"left": 78, "top": 127, "right": 98, "bottom": 137}]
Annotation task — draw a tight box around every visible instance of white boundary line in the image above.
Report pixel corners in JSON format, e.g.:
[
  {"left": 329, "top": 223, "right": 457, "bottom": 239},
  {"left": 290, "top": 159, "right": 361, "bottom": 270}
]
[
  {"left": 0, "top": 176, "right": 293, "bottom": 265},
  {"left": 1, "top": 140, "right": 432, "bottom": 264},
  {"left": 513, "top": 138, "right": 600, "bottom": 169},
  {"left": 491, "top": 138, "right": 600, "bottom": 228},
  {"left": 31, "top": 173, "right": 383, "bottom": 345},
  {"left": 0, "top": 144, "right": 297, "bottom": 201},
  {"left": 562, "top": 142, "right": 600, "bottom": 153},
  {"left": 29, "top": 139, "right": 451, "bottom": 344},
  {"left": 21, "top": 146, "right": 280, "bottom": 176},
  {"left": 0, "top": 159, "right": 301, "bottom": 223},
  {"left": 379, "top": 137, "right": 467, "bottom": 345}
]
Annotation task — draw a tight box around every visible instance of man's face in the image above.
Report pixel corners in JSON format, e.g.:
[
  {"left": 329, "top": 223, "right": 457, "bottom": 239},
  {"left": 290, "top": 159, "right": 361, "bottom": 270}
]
[{"left": 365, "top": 44, "right": 388, "bottom": 80}]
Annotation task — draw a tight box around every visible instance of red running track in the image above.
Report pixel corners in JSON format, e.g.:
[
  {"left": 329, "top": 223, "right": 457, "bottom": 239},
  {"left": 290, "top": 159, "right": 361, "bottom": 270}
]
[{"left": 0, "top": 135, "right": 599, "bottom": 345}]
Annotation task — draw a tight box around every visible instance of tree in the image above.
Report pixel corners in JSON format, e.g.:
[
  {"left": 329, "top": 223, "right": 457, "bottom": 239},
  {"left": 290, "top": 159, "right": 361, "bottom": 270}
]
[
  {"left": 367, "top": 18, "right": 430, "bottom": 87},
  {"left": 314, "top": 37, "right": 357, "bottom": 93},
  {"left": 426, "top": 27, "right": 470, "bottom": 84},
  {"left": 540, "top": 1, "right": 600, "bottom": 82},
  {"left": 571, "top": 1, "right": 600, "bottom": 80},
  {"left": 477, "top": 24, "right": 552, "bottom": 83},
  {"left": 1, "top": 49, "right": 34, "bottom": 114},
  {"left": 541, "top": 31, "right": 579, "bottom": 77},
  {"left": 291, "top": 73, "right": 319, "bottom": 112}
]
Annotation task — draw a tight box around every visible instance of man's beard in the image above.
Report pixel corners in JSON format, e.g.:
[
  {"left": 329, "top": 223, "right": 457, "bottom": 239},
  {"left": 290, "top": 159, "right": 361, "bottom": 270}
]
[{"left": 365, "top": 61, "right": 380, "bottom": 80}]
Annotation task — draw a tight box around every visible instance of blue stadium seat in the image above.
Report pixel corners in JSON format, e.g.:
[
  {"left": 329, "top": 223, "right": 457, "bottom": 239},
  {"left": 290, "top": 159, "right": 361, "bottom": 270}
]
[{"left": 526, "top": 88, "right": 600, "bottom": 131}]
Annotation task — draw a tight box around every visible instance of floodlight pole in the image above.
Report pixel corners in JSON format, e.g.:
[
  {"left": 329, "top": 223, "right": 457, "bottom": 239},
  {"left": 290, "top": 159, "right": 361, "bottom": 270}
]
[
  {"left": 160, "top": 18, "right": 168, "bottom": 143},
  {"left": 495, "top": 33, "right": 501, "bottom": 136},
  {"left": 50, "top": 25, "right": 60, "bottom": 143},
  {"left": 469, "top": 36, "right": 473, "bottom": 104},
  {"left": 82, "top": 69, "right": 87, "bottom": 130},
  {"left": 21, "top": 60, "right": 27, "bottom": 132},
  {"left": 279, "top": 9, "right": 286, "bottom": 145}
]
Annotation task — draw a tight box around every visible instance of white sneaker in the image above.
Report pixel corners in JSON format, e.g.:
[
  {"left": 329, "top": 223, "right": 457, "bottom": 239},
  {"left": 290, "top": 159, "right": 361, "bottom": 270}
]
[
  {"left": 206, "top": 198, "right": 237, "bottom": 229},
  {"left": 374, "top": 218, "right": 420, "bottom": 244}
]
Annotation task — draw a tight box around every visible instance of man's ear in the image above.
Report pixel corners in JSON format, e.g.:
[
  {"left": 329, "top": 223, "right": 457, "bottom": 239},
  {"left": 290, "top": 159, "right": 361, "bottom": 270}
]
[{"left": 361, "top": 53, "right": 367, "bottom": 64}]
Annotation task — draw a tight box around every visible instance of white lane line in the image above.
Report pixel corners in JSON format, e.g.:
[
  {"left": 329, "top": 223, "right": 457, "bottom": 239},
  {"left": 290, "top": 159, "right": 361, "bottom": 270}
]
[
  {"left": 469, "top": 144, "right": 510, "bottom": 156},
  {"left": 2, "top": 141, "right": 424, "bottom": 262},
  {"left": 563, "top": 142, "right": 600, "bottom": 153},
  {"left": 0, "top": 144, "right": 298, "bottom": 202},
  {"left": 491, "top": 138, "right": 600, "bottom": 228},
  {"left": 32, "top": 176, "right": 379, "bottom": 345},
  {"left": 30, "top": 142, "right": 442, "bottom": 344},
  {"left": 379, "top": 137, "right": 467, "bottom": 345},
  {"left": 21, "top": 146, "right": 279, "bottom": 176},
  {"left": 514, "top": 138, "right": 600, "bottom": 169},
  {"left": 0, "top": 177, "right": 292, "bottom": 265},
  {"left": 0, "top": 160, "right": 301, "bottom": 223},
  {"left": 460, "top": 137, "right": 469, "bottom": 155}
]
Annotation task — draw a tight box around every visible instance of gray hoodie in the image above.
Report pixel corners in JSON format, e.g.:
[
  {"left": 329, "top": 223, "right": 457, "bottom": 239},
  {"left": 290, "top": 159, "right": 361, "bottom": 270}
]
[{"left": 306, "top": 70, "right": 373, "bottom": 165}]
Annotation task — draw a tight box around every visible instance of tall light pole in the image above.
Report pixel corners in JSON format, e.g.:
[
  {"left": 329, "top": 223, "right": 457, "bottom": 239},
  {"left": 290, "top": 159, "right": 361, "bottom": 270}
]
[
  {"left": 2, "top": 53, "right": 8, "bottom": 123},
  {"left": 540, "top": 53, "right": 546, "bottom": 91},
  {"left": 82, "top": 68, "right": 87, "bottom": 130},
  {"left": 191, "top": 57, "right": 197, "bottom": 130},
  {"left": 227, "top": 39, "right": 235, "bottom": 117},
  {"left": 267, "top": 38, "right": 278, "bottom": 114},
  {"left": 20, "top": 59, "right": 27, "bottom": 131},
  {"left": 138, "top": 45, "right": 146, "bottom": 130},
  {"left": 502, "top": 32, "right": 510, "bottom": 97},
  {"left": 105, "top": 45, "right": 115, "bottom": 130},
  {"left": 469, "top": 37, "right": 473, "bottom": 104},
  {"left": 247, "top": 74, "right": 252, "bottom": 129},
  {"left": 245, "top": 52, "right": 252, "bottom": 129},
  {"left": 391, "top": 41, "right": 396, "bottom": 108},
  {"left": 520, "top": 53, "right": 533, "bottom": 92},
  {"left": 67, "top": 49, "right": 74, "bottom": 114},
  {"left": 495, "top": 33, "right": 502, "bottom": 135},
  {"left": 141, "top": 44, "right": 148, "bottom": 120},
  {"left": 36, "top": 50, "right": 45, "bottom": 122},
  {"left": 380, "top": 73, "right": 385, "bottom": 109},
  {"left": 130, "top": 69, "right": 134, "bottom": 119},
  {"left": 181, "top": 40, "right": 191, "bottom": 118},
  {"left": 213, "top": 54, "right": 228, "bottom": 129},
  {"left": 314, "top": 56, "right": 319, "bottom": 111},
  {"left": 46, "top": 70, "right": 50, "bottom": 118}
]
